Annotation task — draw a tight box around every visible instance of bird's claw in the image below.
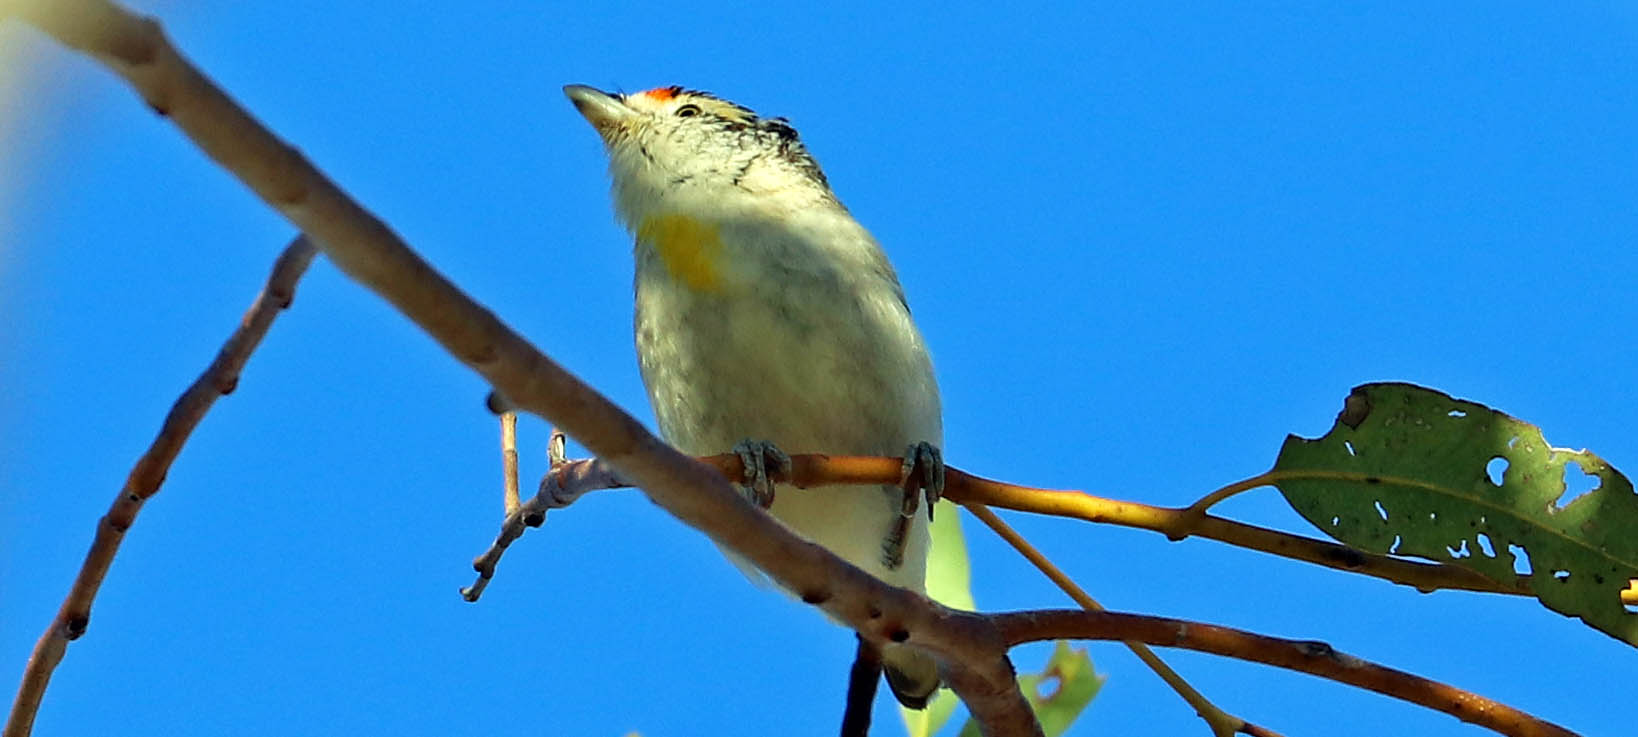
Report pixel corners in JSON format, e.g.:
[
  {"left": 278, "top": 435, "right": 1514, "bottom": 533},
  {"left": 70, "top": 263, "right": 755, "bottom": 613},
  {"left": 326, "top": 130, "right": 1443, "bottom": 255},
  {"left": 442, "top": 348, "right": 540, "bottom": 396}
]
[
  {"left": 897, "top": 442, "right": 944, "bottom": 521},
  {"left": 733, "top": 439, "right": 790, "bottom": 509},
  {"left": 883, "top": 442, "right": 944, "bottom": 569}
]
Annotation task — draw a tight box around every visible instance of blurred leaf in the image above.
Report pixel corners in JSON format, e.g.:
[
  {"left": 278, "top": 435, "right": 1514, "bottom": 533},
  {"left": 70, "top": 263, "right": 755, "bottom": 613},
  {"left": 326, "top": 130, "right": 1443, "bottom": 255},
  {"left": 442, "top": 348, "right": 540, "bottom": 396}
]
[
  {"left": 1277, "top": 382, "right": 1638, "bottom": 645},
  {"left": 902, "top": 687, "right": 960, "bottom": 737},
  {"left": 1020, "top": 642, "right": 1104, "bottom": 737},
  {"left": 906, "top": 506, "right": 1103, "bottom": 737},
  {"left": 903, "top": 500, "right": 975, "bottom": 737},
  {"left": 956, "top": 642, "right": 1103, "bottom": 737},
  {"left": 925, "top": 499, "right": 976, "bottom": 611}
]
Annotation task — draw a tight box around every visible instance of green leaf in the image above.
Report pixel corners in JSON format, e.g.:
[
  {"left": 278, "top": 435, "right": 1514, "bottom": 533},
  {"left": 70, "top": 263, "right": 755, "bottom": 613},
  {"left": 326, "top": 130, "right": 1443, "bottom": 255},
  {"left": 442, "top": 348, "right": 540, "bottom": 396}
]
[
  {"left": 925, "top": 499, "right": 976, "bottom": 612},
  {"left": 1276, "top": 382, "right": 1638, "bottom": 645},
  {"left": 1021, "top": 642, "right": 1104, "bottom": 737},
  {"left": 904, "top": 506, "right": 1102, "bottom": 737},
  {"left": 902, "top": 687, "right": 961, "bottom": 737},
  {"left": 903, "top": 500, "right": 975, "bottom": 737},
  {"left": 956, "top": 642, "right": 1103, "bottom": 737}
]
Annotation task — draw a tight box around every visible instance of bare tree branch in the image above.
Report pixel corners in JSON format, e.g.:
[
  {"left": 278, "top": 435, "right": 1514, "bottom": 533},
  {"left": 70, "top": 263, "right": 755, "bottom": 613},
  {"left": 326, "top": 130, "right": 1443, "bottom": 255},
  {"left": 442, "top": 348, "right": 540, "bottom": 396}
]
[
  {"left": 991, "top": 609, "right": 1578, "bottom": 737},
  {"left": 3, "top": 236, "right": 317, "bottom": 737}
]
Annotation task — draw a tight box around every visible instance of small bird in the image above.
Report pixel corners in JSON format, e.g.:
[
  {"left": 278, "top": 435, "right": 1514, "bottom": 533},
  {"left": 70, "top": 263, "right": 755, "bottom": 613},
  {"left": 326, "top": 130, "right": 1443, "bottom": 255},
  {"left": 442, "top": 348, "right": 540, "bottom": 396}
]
[{"left": 564, "top": 84, "right": 944, "bottom": 709}]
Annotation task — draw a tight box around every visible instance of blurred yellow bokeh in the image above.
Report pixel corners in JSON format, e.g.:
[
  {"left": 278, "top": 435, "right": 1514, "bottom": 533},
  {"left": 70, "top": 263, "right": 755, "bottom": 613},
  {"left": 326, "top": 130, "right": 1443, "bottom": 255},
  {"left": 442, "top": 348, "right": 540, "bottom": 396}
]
[
  {"left": 0, "top": 19, "right": 51, "bottom": 280},
  {"left": 0, "top": 29, "right": 27, "bottom": 273}
]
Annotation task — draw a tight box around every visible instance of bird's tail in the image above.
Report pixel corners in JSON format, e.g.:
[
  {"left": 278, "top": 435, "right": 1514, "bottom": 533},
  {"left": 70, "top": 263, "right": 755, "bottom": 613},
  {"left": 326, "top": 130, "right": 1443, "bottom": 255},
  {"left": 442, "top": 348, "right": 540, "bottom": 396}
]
[{"left": 882, "top": 645, "right": 940, "bottom": 709}]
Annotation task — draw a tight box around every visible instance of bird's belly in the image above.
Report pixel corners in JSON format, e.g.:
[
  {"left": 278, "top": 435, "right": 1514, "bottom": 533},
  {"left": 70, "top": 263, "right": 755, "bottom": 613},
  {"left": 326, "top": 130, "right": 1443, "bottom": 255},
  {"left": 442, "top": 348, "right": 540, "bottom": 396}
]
[
  {"left": 636, "top": 281, "right": 917, "bottom": 457},
  {"left": 635, "top": 277, "right": 933, "bottom": 588}
]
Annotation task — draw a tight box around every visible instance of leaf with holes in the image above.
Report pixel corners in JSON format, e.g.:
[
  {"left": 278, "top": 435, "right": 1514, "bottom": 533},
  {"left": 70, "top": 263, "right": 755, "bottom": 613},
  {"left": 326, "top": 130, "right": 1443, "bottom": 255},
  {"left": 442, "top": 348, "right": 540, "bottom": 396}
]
[{"left": 1276, "top": 383, "right": 1638, "bottom": 645}]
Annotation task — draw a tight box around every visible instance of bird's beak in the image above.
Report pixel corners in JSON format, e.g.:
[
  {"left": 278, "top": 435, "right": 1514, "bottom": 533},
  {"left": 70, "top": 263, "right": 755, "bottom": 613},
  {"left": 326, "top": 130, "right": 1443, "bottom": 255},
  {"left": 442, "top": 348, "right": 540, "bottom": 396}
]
[{"left": 564, "top": 84, "right": 634, "bottom": 139}]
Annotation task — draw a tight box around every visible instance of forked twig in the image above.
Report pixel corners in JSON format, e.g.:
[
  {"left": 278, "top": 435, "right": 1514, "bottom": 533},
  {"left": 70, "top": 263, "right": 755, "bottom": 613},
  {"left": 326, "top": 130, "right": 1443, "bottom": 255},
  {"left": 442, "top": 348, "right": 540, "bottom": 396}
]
[
  {"left": 460, "top": 422, "right": 564, "bottom": 602},
  {"left": 463, "top": 453, "right": 1529, "bottom": 602}
]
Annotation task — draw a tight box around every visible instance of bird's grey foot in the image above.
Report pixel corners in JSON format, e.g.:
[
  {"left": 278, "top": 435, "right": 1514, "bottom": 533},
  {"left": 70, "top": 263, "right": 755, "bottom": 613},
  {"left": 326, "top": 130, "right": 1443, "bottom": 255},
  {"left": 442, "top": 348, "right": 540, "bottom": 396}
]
[
  {"left": 901, "top": 442, "right": 945, "bottom": 520},
  {"left": 882, "top": 442, "right": 945, "bottom": 569},
  {"left": 732, "top": 439, "right": 790, "bottom": 509}
]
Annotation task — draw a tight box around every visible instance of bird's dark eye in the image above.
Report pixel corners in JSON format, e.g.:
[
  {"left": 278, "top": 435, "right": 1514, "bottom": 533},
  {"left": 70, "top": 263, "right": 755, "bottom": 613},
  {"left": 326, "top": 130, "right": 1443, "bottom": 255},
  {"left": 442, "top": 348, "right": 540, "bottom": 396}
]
[{"left": 675, "top": 104, "right": 702, "bottom": 118}]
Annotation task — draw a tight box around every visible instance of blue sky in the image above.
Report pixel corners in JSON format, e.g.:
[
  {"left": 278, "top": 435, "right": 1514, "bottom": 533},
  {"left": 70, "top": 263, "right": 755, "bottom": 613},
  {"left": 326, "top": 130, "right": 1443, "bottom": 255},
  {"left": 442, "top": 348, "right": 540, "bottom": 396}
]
[{"left": 3, "top": 2, "right": 1634, "bottom": 736}]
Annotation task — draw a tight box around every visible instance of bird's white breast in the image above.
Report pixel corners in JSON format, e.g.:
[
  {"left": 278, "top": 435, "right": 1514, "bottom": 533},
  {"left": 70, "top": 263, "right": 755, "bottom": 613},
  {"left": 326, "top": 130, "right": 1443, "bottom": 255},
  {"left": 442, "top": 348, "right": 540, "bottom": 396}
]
[{"left": 632, "top": 205, "right": 940, "bottom": 588}]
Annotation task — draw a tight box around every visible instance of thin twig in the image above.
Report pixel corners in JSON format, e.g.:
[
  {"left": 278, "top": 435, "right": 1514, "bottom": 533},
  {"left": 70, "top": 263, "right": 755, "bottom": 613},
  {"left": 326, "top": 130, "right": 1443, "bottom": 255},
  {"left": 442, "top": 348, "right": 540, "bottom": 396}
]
[
  {"left": 547, "top": 427, "right": 567, "bottom": 467},
  {"left": 965, "top": 504, "right": 1283, "bottom": 737},
  {"left": 991, "top": 609, "right": 1580, "bottom": 737},
  {"left": 458, "top": 411, "right": 524, "bottom": 603},
  {"left": 465, "top": 453, "right": 1528, "bottom": 601},
  {"left": 500, "top": 412, "right": 519, "bottom": 515},
  {"left": 1179, "top": 471, "right": 1277, "bottom": 519},
  {"left": 4, "top": 236, "right": 317, "bottom": 737},
  {"left": 945, "top": 464, "right": 1529, "bottom": 597},
  {"left": 461, "top": 455, "right": 627, "bottom": 601}
]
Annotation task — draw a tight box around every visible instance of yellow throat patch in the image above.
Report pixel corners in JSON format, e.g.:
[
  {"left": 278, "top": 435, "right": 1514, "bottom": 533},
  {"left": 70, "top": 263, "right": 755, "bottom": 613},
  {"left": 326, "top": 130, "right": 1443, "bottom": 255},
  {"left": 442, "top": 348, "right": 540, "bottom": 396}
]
[{"left": 637, "top": 214, "right": 724, "bottom": 292}]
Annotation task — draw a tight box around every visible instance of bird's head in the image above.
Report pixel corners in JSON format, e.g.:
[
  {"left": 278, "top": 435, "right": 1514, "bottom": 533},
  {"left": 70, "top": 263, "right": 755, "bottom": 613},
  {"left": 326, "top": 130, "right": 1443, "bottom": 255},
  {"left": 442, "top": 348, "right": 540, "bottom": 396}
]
[{"left": 564, "top": 84, "right": 835, "bottom": 223}]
